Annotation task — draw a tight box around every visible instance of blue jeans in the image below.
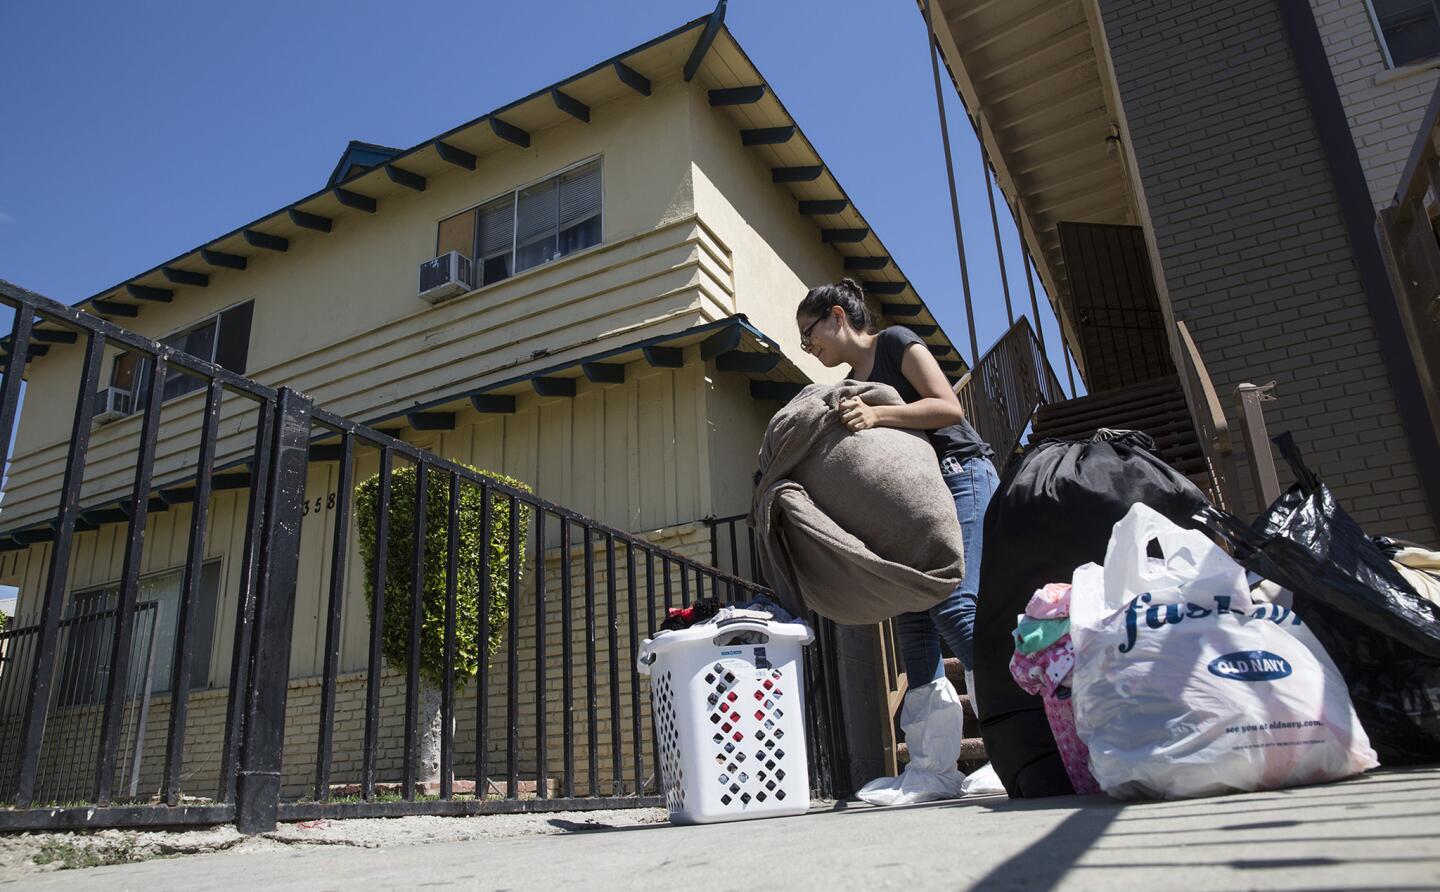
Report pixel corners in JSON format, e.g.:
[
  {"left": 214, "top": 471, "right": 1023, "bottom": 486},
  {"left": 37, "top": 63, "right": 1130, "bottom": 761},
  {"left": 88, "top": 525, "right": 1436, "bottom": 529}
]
[{"left": 896, "top": 455, "right": 1000, "bottom": 684}]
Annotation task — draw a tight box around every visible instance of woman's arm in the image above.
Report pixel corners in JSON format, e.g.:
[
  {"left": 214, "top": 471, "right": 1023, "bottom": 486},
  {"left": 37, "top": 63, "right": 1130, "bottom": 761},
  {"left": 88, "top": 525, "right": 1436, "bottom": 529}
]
[{"left": 840, "top": 343, "right": 965, "bottom": 432}]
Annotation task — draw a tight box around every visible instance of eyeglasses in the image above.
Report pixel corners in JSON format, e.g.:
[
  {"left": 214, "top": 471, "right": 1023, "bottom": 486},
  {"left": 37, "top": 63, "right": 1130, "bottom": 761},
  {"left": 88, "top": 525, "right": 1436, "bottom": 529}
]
[{"left": 799, "top": 314, "right": 826, "bottom": 353}]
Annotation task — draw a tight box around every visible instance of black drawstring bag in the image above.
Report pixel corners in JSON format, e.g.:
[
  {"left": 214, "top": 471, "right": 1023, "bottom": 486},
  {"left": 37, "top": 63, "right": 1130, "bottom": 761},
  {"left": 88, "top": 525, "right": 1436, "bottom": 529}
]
[
  {"left": 1196, "top": 435, "right": 1440, "bottom": 764},
  {"left": 974, "top": 430, "right": 1209, "bottom": 797}
]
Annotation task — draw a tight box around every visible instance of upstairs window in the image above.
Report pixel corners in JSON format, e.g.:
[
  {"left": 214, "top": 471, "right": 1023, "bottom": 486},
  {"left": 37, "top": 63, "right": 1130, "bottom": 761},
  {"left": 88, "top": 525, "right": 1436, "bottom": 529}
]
[
  {"left": 109, "top": 301, "right": 254, "bottom": 409},
  {"left": 434, "top": 158, "right": 602, "bottom": 288},
  {"left": 1369, "top": 0, "right": 1440, "bottom": 67},
  {"left": 159, "top": 316, "right": 219, "bottom": 402}
]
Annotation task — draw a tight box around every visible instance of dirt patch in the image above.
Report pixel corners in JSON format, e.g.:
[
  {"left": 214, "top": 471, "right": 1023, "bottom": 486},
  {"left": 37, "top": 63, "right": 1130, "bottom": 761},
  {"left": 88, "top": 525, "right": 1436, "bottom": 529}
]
[
  {"left": 0, "top": 808, "right": 669, "bottom": 879},
  {"left": 0, "top": 825, "right": 246, "bottom": 878}
]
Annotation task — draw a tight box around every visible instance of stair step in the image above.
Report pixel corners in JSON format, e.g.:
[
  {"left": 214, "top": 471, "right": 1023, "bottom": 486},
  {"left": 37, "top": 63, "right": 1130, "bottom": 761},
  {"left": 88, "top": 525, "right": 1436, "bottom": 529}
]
[
  {"left": 1188, "top": 471, "right": 1218, "bottom": 492},
  {"left": 1171, "top": 455, "right": 1210, "bottom": 475},
  {"left": 1157, "top": 437, "right": 1203, "bottom": 456},
  {"left": 1049, "top": 372, "right": 1180, "bottom": 404},
  {"left": 943, "top": 656, "right": 966, "bottom": 688},
  {"left": 897, "top": 663, "right": 988, "bottom": 768},
  {"left": 1148, "top": 423, "right": 1203, "bottom": 445},
  {"left": 1033, "top": 405, "right": 1194, "bottom": 440},
  {"left": 896, "top": 738, "right": 988, "bottom": 765},
  {"left": 1034, "top": 386, "right": 1185, "bottom": 427},
  {"left": 1157, "top": 438, "right": 1204, "bottom": 459},
  {"left": 1025, "top": 373, "right": 1214, "bottom": 501},
  {"left": 1034, "top": 412, "right": 1192, "bottom": 443},
  {"left": 1033, "top": 375, "right": 1181, "bottom": 420}
]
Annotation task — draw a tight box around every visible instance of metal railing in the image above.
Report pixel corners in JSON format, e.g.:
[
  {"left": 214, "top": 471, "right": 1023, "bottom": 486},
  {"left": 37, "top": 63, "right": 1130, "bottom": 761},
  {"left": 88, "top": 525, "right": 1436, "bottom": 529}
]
[
  {"left": 701, "top": 511, "right": 851, "bottom": 801},
  {"left": 0, "top": 601, "right": 160, "bottom": 805},
  {"left": 953, "top": 316, "right": 1067, "bottom": 460},
  {"left": 0, "top": 278, "right": 275, "bottom": 830},
  {"left": 0, "top": 278, "right": 849, "bottom": 833},
  {"left": 703, "top": 513, "right": 762, "bottom": 594},
  {"left": 1375, "top": 78, "right": 1440, "bottom": 524},
  {"left": 1175, "top": 320, "right": 1240, "bottom": 511}
]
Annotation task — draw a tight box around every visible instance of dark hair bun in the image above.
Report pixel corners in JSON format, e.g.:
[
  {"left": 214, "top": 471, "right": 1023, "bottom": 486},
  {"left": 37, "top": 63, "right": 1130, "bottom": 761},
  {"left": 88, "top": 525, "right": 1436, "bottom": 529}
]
[{"left": 797, "top": 279, "right": 875, "bottom": 333}]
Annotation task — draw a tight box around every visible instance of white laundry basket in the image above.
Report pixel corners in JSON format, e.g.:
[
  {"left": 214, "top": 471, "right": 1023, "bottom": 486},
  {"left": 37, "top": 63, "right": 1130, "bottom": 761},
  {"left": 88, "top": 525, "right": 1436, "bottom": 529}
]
[{"left": 638, "top": 615, "right": 814, "bottom": 824}]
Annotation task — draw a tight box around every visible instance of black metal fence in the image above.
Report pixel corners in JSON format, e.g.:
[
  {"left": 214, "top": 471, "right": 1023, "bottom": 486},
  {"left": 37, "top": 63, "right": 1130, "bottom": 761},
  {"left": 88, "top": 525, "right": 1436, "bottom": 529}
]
[
  {"left": 0, "top": 601, "right": 161, "bottom": 804},
  {"left": 0, "top": 278, "right": 848, "bottom": 833}
]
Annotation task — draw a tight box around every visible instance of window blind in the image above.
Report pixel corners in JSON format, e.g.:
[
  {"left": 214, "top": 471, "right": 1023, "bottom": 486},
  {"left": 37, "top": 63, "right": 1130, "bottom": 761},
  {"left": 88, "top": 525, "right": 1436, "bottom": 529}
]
[
  {"left": 559, "top": 161, "right": 601, "bottom": 229},
  {"left": 516, "top": 177, "right": 559, "bottom": 247},
  {"left": 477, "top": 195, "right": 515, "bottom": 258}
]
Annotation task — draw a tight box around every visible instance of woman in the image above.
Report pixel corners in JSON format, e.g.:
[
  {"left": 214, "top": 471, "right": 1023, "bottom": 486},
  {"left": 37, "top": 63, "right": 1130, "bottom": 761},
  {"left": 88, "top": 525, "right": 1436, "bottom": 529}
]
[{"left": 796, "top": 278, "right": 997, "bottom": 690}]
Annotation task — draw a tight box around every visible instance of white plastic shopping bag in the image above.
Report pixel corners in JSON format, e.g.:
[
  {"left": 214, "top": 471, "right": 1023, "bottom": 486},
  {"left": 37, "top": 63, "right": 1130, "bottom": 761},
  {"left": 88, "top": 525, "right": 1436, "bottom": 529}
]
[{"left": 1070, "top": 504, "right": 1377, "bottom": 800}]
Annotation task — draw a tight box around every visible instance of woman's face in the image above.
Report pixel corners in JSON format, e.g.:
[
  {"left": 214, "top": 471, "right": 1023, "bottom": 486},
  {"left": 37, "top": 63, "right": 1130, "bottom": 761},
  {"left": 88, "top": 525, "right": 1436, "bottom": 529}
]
[{"left": 797, "top": 307, "right": 843, "bottom": 366}]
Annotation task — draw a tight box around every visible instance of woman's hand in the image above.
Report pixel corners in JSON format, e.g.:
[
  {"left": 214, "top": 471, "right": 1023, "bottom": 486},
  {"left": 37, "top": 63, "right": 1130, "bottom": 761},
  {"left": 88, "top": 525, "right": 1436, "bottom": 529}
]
[{"left": 839, "top": 396, "right": 880, "bottom": 432}]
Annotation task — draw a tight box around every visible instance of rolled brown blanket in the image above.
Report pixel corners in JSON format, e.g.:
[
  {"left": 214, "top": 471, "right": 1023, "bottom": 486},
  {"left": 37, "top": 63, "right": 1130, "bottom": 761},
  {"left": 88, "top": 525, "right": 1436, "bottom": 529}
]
[{"left": 749, "top": 380, "right": 965, "bottom": 625}]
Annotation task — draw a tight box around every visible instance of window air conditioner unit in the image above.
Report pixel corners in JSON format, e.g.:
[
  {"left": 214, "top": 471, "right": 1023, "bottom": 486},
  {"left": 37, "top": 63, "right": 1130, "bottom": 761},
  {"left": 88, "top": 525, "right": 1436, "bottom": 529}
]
[
  {"left": 93, "top": 387, "right": 134, "bottom": 424},
  {"left": 418, "top": 251, "right": 474, "bottom": 304}
]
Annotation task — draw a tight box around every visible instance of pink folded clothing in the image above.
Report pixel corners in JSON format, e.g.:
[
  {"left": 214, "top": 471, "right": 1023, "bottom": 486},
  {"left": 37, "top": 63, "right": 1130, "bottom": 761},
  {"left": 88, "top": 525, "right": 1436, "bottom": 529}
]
[
  {"left": 1009, "top": 634, "right": 1099, "bottom": 795},
  {"left": 1009, "top": 635, "right": 1076, "bottom": 696},
  {"left": 1025, "top": 582, "right": 1072, "bottom": 620},
  {"left": 1042, "top": 695, "right": 1101, "bottom": 795}
]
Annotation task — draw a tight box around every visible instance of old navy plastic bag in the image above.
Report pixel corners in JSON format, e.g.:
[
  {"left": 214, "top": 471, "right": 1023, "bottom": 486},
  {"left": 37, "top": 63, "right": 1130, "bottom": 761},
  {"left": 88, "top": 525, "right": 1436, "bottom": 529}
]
[
  {"left": 1070, "top": 504, "right": 1377, "bottom": 800},
  {"left": 1196, "top": 434, "right": 1440, "bottom": 763}
]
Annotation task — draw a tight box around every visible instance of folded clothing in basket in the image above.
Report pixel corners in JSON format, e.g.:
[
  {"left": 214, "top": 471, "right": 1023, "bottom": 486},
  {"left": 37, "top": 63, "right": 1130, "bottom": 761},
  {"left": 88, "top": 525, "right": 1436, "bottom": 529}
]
[
  {"left": 660, "top": 594, "right": 796, "bottom": 633},
  {"left": 661, "top": 598, "right": 722, "bottom": 631}
]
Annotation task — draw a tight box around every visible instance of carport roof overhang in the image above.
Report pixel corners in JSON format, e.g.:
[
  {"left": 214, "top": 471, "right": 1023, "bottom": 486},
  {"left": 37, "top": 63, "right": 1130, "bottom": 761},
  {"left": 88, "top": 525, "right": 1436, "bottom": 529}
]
[{"left": 924, "top": 0, "right": 1145, "bottom": 374}]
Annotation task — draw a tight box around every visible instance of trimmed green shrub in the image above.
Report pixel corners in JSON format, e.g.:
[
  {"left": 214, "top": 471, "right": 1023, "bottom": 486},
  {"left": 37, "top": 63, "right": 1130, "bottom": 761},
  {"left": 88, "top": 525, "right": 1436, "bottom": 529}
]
[{"left": 354, "top": 464, "right": 530, "bottom": 688}]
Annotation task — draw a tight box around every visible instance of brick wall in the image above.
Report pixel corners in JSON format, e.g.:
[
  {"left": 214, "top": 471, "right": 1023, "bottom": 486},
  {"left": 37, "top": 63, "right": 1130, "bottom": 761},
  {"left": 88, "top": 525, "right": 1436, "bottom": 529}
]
[
  {"left": 1099, "top": 0, "right": 1438, "bottom": 542},
  {"left": 1309, "top": 0, "right": 1439, "bottom": 209},
  {"left": 0, "top": 684, "right": 231, "bottom": 805}
]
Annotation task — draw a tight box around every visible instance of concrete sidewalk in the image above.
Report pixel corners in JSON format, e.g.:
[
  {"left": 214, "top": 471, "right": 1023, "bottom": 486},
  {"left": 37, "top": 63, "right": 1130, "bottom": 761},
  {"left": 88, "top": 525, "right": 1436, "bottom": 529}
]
[{"left": 9, "top": 767, "right": 1440, "bottom": 890}]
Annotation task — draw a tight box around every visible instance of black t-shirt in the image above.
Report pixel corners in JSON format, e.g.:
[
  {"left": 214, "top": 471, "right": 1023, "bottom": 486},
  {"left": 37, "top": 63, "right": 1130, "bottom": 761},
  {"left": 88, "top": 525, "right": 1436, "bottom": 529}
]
[{"left": 850, "top": 326, "right": 994, "bottom": 462}]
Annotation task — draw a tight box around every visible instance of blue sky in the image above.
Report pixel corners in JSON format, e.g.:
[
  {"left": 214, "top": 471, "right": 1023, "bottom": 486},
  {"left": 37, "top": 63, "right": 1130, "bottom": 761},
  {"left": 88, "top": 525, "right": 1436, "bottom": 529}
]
[{"left": 0, "top": 0, "right": 1074, "bottom": 387}]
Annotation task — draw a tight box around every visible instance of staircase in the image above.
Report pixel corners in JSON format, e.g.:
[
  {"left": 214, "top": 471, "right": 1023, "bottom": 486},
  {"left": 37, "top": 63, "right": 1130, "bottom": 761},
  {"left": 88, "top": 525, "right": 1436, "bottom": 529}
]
[{"left": 1028, "top": 374, "right": 1210, "bottom": 489}]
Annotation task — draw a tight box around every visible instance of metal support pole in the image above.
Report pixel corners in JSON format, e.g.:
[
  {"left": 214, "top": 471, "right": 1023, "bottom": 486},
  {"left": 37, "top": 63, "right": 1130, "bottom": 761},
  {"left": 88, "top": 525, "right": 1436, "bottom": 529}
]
[
  {"left": 922, "top": 0, "right": 981, "bottom": 365},
  {"left": 1022, "top": 245, "right": 1046, "bottom": 358},
  {"left": 1063, "top": 340, "right": 1077, "bottom": 398},
  {"left": 235, "top": 388, "right": 312, "bottom": 834},
  {"left": 982, "top": 148, "right": 1015, "bottom": 327}
]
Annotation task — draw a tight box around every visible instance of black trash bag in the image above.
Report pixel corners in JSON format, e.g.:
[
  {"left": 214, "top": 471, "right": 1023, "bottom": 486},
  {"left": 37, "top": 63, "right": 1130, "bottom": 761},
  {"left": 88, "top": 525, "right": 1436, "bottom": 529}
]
[
  {"left": 1196, "top": 435, "right": 1440, "bottom": 764},
  {"left": 975, "top": 430, "right": 1209, "bottom": 797}
]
